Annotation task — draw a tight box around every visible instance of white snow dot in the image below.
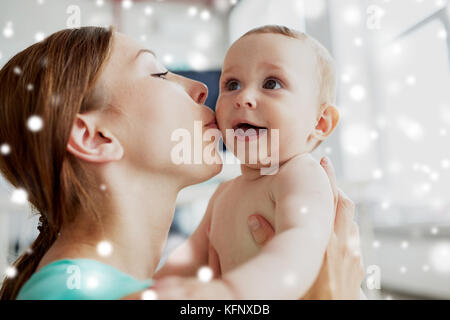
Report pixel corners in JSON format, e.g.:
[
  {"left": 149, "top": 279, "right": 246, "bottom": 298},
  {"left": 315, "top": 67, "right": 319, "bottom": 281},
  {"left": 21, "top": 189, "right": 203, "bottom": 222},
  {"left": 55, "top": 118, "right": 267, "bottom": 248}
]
[
  {"left": 439, "top": 128, "right": 447, "bottom": 136},
  {"left": 200, "top": 10, "right": 211, "bottom": 21},
  {"left": 372, "top": 169, "right": 383, "bottom": 180},
  {"left": 400, "top": 266, "right": 407, "bottom": 273},
  {"left": 441, "top": 159, "right": 450, "bottom": 169},
  {"left": 1, "top": 143, "right": 11, "bottom": 155},
  {"left": 283, "top": 273, "right": 297, "bottom": 287},
  {"left": 144, "top": 6, "right": 153, "bottom": 15},
  {"left": 100, "top": 184, "right": 107, "bottom": 191},
  {"left": 3, "top": 22, "right": 14, "bottom": 38},
  {"left": 437, "top": 29, "right": 447, "bottom": 39},
  {"left": 27, "top": 115, "right": 43, "bottom": 132},
  {"left": 349, "top": 85, "right": 366, "bottom": 101},
  {"left": 401, "top": 241, "right": 409, "bottom": 249},
  {"left": 122, "top": 0, "right": 132, "bottom": 9},
  {"left": 430, "top": 172, "right": 439, "bottom": 182},
  {"left": 422, "top": 264, "right": 430, "bottom": 272},
  {"left": 97, "top": 241, "right": 113, "bottom": 257},
  {"left": 27, "top": 83, "right": 34, "bottom": 91},
  {"left": 372, "top": 240, "right": 380, "bottom": 248},
  {"left": 300, "top": 206, "right": 308, "bottom": 214},
  {"left": 11, "top": 188, "right": 28, "bottom": 204},
  {"left": 392, "top": 44, "right": 402, "bottom": 55},
  {"left": 163, "top": 54, "right": 174, "bottom": 65},
  {"left": 430, "top": 242, "right": 450, "bottom": 273},
  {"left": 341, "top": 73, "right": 351, "bottom": 83},
  {"left": 325, "top": 147, "right": 332, "bottom": 155},
  {"left": 5, "top": 266, "right": 17, "bottom": 278},
  {"left": 34, "top": 32, "right": 45, "bottom": 42},
  {"left": 188, "top": 52, "right": 208, "bottom": 71},
  {"left": 188, "top": 6, "right": 198, "bottom": 17},
  {"left": 13, "top": 66, "right": 22, "bottom": 75},
  {"left": 141, "top": 289, "right": 158, "bottom": 300},
  {"left": 381, "top": 201, "right": 390, "bottom": 210},
  {"left": 431, "top": 227, "right": 439, "bottom": 235},
  {"left": 405, "top": 75, "right": 416, "bottom": 86},
  {"left": 353, "top": 37, "right": 363, "bottom": 47},
  {"left": 86, "top": 276, "right": 99, "bottom": 289},
  {"left": 197, "top": 266, "right": 213, "bottom": 282},
  {"left": 370, "top": 130, "right": 379, "bottom": 140},
  {"left": 342, "top": 6, "right": 361, "bottom": 25},
  {"left": 96, "top": 0, "right": 104, "bottom": 7}
]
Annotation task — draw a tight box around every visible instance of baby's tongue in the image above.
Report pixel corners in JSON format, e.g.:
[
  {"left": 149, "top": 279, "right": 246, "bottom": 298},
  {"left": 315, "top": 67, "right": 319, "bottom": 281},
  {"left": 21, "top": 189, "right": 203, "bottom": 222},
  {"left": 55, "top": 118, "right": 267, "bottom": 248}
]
[{"left": 240, "top": 124, "right": 256, "bottom": 131}]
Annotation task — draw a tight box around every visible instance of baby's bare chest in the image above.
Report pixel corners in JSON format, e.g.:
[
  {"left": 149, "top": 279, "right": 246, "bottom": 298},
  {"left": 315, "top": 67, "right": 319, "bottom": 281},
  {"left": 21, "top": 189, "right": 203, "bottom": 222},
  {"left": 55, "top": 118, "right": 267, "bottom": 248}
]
[{"left": 209, "top": 178, "right": 276, "bottom": 273}]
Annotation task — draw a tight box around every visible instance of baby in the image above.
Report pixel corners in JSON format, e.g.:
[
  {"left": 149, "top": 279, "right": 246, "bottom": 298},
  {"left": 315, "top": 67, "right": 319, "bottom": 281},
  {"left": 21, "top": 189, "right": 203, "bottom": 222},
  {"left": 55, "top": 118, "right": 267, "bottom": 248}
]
[{"left": 156, "top": 25, "right": 340, "bottom": 299}]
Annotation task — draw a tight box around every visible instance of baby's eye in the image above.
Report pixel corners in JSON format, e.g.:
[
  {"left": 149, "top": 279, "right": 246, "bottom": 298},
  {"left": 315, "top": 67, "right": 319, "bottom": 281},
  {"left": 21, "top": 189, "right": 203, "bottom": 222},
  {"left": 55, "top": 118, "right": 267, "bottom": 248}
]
[
  {"left": 263, "top": 78, "right": 282, "bottom": 90},
  {"left": 225, "top": 80, "right": 241, "bottom": 91}
]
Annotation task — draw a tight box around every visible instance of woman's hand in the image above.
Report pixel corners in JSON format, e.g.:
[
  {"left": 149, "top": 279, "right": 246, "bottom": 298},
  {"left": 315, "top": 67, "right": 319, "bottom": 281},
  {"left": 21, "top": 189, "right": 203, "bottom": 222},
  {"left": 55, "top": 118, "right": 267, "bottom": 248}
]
[
  {"left": 247, "top": 156, "right": 365, "bottom": 300},
  {"left": 303, "top": 157, "right": 365, "bottom": 299}
]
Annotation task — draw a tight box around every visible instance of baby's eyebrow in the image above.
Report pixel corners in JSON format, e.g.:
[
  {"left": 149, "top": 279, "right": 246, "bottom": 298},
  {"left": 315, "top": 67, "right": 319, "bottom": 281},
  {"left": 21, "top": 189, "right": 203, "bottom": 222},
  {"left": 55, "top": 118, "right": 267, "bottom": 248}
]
[
  {"left": 260, "top": 62, "right": 287, "bottom": 73},
  {"left": 222, "top": 65, "right": 237, "bottom": 75}
]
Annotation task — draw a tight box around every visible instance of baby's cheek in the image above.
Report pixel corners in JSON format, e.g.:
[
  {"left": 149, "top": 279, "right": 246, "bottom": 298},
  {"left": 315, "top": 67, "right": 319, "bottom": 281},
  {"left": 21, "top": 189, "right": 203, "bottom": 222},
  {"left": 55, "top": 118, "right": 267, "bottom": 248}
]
[{"left": 214, "top": 99, "right": 228, "bottom": 126}]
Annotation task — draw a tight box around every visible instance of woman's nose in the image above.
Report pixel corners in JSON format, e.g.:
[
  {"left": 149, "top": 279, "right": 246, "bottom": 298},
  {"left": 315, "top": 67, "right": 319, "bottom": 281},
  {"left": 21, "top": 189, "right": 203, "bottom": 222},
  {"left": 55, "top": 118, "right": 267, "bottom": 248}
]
[
  {"left": 235, "top": 91, "right": 256, "bottom": 109},
  {"left": 187, "top": 79, "right": 208, "bottom": 104}
]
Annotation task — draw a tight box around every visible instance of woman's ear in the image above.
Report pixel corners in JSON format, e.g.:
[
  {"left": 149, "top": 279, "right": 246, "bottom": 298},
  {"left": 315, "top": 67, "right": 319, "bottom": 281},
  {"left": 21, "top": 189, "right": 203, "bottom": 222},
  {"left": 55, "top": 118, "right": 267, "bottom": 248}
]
[
  {"left": 67, "top": 113, "right": 124, "bottom": 163},
  {"left": 311, "top": 104, "right": 340, "bottom": 142}
]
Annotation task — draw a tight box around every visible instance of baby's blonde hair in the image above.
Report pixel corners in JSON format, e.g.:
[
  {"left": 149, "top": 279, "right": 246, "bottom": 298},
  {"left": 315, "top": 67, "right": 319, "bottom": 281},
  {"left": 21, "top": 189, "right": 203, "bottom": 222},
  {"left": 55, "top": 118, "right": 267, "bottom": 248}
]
[{"left": 240, "top": 25, "right": 337, "bottom": 150}]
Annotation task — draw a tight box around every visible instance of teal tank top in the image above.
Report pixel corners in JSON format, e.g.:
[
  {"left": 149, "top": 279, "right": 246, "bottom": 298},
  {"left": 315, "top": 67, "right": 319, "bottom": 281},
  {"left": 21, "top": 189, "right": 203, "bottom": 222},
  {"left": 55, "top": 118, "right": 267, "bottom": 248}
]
[{"left": 16, "top": 258, "right": 153, "bottom": 300}]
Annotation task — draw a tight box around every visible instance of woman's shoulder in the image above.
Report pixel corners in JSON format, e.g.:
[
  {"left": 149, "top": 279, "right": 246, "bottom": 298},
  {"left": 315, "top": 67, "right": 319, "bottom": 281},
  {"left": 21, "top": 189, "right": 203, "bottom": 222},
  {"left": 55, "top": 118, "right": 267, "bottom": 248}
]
[{"left": 16, "top": 258, "right": 153, "bottom": 300}]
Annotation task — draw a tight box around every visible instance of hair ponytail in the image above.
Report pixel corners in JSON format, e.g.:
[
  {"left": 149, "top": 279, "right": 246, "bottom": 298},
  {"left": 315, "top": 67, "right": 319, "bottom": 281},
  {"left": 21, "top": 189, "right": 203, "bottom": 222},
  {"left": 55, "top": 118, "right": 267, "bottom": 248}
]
[{"left": 0, "top": 216, "right": 58, "bottom": 299}]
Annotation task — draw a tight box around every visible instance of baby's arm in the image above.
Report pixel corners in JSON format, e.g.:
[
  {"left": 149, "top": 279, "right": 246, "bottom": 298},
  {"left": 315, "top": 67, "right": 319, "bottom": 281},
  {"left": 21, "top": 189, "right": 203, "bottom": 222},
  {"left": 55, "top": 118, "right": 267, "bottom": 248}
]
[
  {"left": 153, "top": 182, "right": 228, "bottom": 279},
  {"left": 221, "top": 156, "right": 334, "bottom": 299}
]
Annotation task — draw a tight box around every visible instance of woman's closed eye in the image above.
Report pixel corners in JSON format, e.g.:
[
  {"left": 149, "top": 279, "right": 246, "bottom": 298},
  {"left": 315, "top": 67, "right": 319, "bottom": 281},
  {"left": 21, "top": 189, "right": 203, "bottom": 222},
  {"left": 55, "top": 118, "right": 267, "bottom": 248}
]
[
  {"left": 151, "top": 71, "right": 168, "bottom": 79},
  {"left": 262, "top": 78, "right": 282, "bottom": 90}
]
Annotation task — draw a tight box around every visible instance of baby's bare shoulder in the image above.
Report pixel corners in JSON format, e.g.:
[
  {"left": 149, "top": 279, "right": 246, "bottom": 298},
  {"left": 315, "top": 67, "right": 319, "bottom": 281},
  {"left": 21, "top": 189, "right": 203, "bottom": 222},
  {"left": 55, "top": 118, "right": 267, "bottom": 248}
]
[
  {"left": 271, "top": 154, "right": 330, "bottom": 196},
  {"left": 210, "top": 178, "right": 238, "bottom": 202},
  {"left": 278, "top": 154, "right": 324, "bottom": 180}
]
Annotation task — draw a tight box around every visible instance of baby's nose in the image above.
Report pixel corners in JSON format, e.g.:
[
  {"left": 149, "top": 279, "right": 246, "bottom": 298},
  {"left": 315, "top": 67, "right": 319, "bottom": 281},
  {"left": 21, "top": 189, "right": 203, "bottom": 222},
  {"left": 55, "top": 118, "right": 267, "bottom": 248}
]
[{"left": 235, "top": 93, "right": 256, "bottom": 109}]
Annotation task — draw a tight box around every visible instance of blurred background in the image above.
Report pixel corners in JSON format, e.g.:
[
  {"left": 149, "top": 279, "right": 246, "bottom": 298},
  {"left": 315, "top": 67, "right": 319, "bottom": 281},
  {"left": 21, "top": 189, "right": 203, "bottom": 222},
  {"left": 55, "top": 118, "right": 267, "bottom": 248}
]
[{"left": 0, "top": 0, "right": 449, "bottom": 299}]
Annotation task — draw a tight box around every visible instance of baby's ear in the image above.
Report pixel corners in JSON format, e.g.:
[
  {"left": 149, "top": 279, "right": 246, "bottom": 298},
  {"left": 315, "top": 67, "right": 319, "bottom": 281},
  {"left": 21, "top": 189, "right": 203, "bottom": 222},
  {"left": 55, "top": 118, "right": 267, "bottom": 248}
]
[{"left": 311, "top": 104, "right": 340, "bottom": 142}]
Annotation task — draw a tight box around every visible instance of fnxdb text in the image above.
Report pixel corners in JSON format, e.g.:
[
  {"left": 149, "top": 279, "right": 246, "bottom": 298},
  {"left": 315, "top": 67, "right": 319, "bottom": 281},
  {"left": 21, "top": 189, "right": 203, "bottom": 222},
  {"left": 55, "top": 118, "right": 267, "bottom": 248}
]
[{"left": 224, "top": 304, "right": 270, "bottom": 315}]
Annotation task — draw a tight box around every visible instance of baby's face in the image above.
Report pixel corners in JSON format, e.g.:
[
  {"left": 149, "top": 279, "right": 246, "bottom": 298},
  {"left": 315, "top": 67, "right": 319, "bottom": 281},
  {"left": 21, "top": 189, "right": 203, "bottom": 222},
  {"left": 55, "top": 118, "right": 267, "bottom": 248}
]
[{"left": 216, "top": 33, "right": 321, "bottom": 166}]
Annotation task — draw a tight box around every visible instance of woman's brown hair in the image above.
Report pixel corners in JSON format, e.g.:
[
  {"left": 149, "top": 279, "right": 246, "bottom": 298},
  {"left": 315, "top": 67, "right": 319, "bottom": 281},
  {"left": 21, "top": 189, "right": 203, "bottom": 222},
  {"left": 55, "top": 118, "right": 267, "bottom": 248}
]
[{"left": 0, "top": 26, "right": 114, "bottom": 299}]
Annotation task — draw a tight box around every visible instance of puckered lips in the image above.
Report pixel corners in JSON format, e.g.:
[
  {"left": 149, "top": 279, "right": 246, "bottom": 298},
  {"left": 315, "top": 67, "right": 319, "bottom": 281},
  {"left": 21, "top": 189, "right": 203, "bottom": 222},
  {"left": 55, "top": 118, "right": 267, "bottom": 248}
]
[{"left": 231, "top": 119, "right": 268, "bottom": 141}]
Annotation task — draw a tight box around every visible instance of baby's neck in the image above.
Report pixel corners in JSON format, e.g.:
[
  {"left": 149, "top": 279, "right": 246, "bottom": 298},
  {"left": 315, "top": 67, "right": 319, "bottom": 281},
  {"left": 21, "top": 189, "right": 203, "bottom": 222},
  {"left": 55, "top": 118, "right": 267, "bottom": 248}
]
[
  {"left": 240, "top": 152, "right": 312, "bottom": 181},
  {"left": 240, "top": 164, "right": 265, "bottom": 181}
]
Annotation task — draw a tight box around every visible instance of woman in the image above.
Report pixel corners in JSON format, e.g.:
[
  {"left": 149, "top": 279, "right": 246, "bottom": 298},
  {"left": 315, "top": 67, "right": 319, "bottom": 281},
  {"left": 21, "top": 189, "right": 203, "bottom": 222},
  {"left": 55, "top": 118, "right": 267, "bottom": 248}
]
[{"left": 0, "top": 26, "right": 364, "bottom": 300}]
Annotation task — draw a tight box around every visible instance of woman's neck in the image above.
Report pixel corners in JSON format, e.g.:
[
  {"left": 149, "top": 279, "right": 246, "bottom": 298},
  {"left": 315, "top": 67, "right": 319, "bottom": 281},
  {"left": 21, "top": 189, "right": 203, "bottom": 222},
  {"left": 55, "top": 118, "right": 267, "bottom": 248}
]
[{"left": 41, "top": 165, "right": 182, "bottom": 281}]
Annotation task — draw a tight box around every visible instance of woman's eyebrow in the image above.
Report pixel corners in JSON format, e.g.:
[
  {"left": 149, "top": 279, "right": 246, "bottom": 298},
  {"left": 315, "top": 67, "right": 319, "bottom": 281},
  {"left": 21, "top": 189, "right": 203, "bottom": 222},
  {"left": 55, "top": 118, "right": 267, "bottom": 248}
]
[{"left": 135, "top": 48, "right": 157, "bottom": 60}]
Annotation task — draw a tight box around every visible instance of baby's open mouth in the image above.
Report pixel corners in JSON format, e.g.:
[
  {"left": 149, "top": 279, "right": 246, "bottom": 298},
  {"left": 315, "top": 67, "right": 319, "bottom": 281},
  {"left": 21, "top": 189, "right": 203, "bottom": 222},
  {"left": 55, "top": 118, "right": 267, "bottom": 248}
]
[
  {"left": 233, "top": 122, "right": 268, "bottom": 132},
  {"left": 232, "top": 121, "right": 268, "bottom": 140}
]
